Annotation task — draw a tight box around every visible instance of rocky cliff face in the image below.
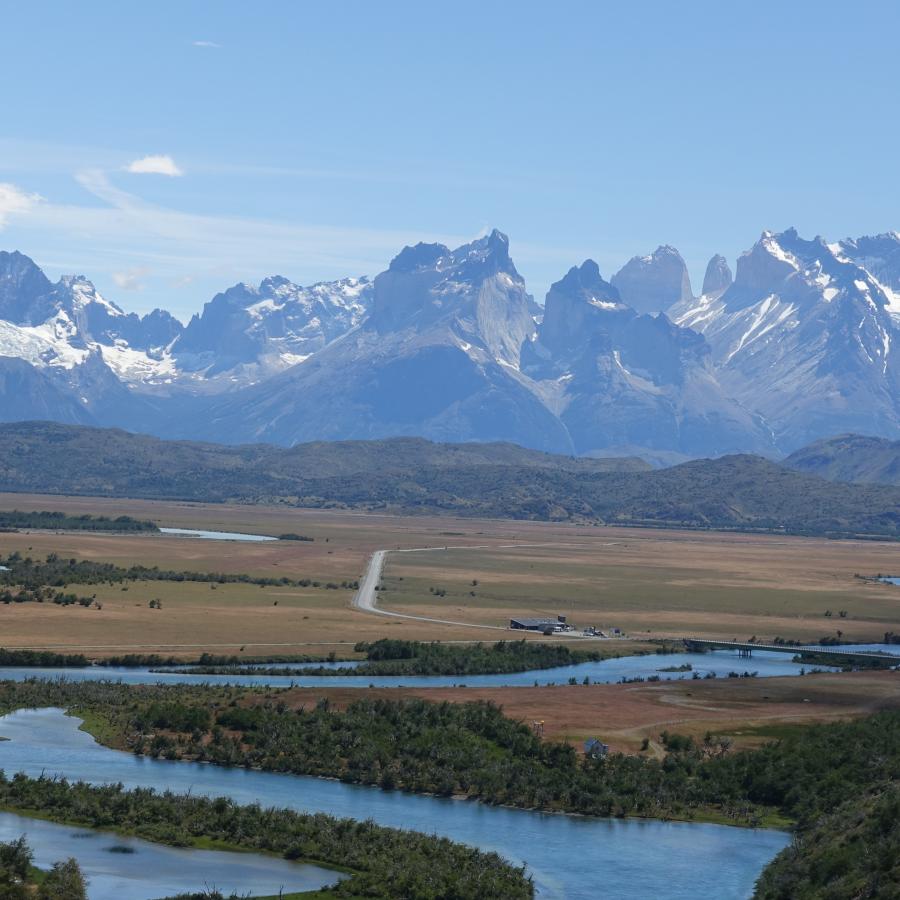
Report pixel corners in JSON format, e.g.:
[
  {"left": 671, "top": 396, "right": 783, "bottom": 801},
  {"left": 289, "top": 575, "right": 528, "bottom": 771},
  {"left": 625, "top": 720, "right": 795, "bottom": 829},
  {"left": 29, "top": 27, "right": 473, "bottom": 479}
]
[
  {"left": 0, "top": 251, "right": 56, "bottom": 324},
  {"left": 525, "top": 259, "right": 772, "bottom": 458},
  {"left": 174, "top": 275, "right": 371, "bottom": 377},
  {"left": 701, "top": 254, "right": 733, "bottom": 296},
  {"left": 611, "top": 245, "right": 693, "bottom": 314},
  {"left": 837, "top": 232, "right": 900, "bottom": 319},
  {"left": 189, "top": 231, "right": 572, "bottom": 452},
  {"left": 674, "top": 229, "right": 900, "bottom": 450},
  {"left": 3, "top": 226, "right": 900, "bottom": 461}
]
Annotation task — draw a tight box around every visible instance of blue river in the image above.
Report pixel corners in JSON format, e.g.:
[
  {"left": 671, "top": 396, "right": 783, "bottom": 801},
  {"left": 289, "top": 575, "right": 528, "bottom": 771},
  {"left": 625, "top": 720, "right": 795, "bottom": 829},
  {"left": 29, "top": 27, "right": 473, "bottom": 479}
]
[
  {"left": 0, "top": 809, "right": 343, "bottom": 899},
  {"left": 4, "top": 644, "right": 896, "bottom": 689},
  {"left": 0, "top": 708, "right": 789, "bottom": 900}
]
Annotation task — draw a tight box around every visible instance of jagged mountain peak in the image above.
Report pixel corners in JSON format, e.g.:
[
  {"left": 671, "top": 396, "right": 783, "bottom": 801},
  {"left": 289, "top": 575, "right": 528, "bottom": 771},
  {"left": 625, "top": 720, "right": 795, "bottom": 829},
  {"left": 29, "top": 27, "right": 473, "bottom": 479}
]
[
  {"left": 554, "top": 259, "right": 620, "bottom": 301},
  {"left": 0, "top": 250, "right": 55, "bottom": 325},
  {"left": 837, "top": 232, "right": 900, "bottom": 312},
  {"left": 539, "top": 260, "right": 627, "bottom": 354},
  {"left": 387, "top": 230, "right": 516, "bottom": 278},
  {"left": 0, "top": 250, "right": 50, "bottom": 288},
  {"left": 388, "top": 242, "right": 449, "bottom": 273},
  {"left": 676, "top": 227, "right": 900, "bottom": 450},
  {"left": 372, "top": 229, "right": 531, "bottom": 367},
  {"left": 4, "top": 226, "right": 900, "bottom": 461},
  {"left": 457, "top": 228, "right": 514, "bottom": 272},
  {"left": 730, "top": 227, "right": 892, "bottom": 313},
  {"left": 175, "top": 273, "right": 372, "bottom": 373},
  {"left": 611, "top": 244, "right": 693, "bottom": 314},
  {"left": 701, "top": 255, "right": 733, "bottom": 296},
  {"left": 523, "top": 256, "right": 771, "bottom": 458},
  {"left": 56, "top": 273, "right": 125, "bottom": 318}
]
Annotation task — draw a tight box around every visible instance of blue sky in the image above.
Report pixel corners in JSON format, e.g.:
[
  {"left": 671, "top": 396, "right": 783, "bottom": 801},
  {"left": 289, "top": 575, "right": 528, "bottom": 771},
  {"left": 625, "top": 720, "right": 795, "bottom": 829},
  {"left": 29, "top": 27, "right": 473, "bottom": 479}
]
[{"left": 1, "top": 0, "right": 899, "bottom": 319}]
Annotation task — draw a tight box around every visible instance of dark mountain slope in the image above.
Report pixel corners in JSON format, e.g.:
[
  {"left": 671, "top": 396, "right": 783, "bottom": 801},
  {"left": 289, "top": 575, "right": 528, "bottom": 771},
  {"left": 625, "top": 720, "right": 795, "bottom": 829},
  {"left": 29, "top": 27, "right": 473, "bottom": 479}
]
[
  {"left": 0, "top": 421, "right": 645, "bottom": 502},
  {"left": 0, "top": 358, "right": 95, "bottom": 425},
  {"left": 0, "top": 423, "right": 897, "bottom": 537},
  {"left": 785, "top": 434, "right": 900, "bottom": 486}
]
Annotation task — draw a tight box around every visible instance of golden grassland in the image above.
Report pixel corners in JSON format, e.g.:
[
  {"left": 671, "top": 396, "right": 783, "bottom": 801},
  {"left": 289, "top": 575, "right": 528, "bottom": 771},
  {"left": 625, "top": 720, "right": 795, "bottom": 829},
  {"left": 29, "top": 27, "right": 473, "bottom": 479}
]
[
  {"left": 0, "top": 492, "right": 897, "bottom": 751},
  {"left": 380, "top": 531, "right": 900, "bottom": 643},
  {"left": 0, "top": 491, "right": 898, "bottom": 654},
  {"left": 272, "top": 669, "right": 900, "bottom": 756}
]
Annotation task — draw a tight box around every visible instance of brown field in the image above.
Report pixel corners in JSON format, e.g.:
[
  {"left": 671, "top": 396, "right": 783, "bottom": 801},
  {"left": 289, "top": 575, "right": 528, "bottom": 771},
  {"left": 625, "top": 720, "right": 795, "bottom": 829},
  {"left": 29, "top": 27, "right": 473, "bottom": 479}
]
[
  {"left": 380, "top": 531, "right": 900, "bottom": 643},
  {"left": 1, "top": 493, "right": 898, "bottom": 753},
  {"left": 272, "top": 669, "right": 900, "bottom": 755},
  {"left": 0, "top": 492, "right": 899, "bottom": 653}
]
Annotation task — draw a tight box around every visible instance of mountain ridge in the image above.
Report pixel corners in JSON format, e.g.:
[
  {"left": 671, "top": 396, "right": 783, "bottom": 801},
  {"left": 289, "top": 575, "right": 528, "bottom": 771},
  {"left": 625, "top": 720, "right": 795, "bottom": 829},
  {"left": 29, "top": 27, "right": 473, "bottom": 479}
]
[
  {"left": 1, "top": 422, "right": 899, "bottom": 538},
  {"left": 784, "top": 433, "right": 900, "bottom": 486},
  {"left": 2, "top": 226, "right": 900, "bottom": 461}
]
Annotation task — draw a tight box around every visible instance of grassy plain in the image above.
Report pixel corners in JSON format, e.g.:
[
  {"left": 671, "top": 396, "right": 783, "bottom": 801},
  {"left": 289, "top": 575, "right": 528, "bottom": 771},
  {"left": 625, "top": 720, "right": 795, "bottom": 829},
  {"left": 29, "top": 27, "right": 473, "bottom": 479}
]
[
  {"left": 272, "top": 669, "right": 900, "bottom": 756},
  {"left": 0, "top": 491, "right": 898, "bottom": 653},
  {"left": 380, "top": 531, "right": 900, "bottom": 643}
]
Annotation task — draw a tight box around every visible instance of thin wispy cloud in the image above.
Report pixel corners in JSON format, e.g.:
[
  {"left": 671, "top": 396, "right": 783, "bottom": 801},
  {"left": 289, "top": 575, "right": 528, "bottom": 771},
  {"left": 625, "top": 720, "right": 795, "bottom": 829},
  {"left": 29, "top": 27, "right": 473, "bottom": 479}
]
[
  {"left": 12, "top": 169, "right": 465, "bottom": 294},
  {"left": 111, "top": 267, "right": 150, "bottom": 291},
  {"left": 125, "top": 154, "right": 184, "bottom": 177},
  {"left": 0, "top": 182, "right": 43, "bottom": 228},
  {"left": 5, "top": 167, "right": 585, "bottom": 316},
  {"left": 192, "top": 40, "right": 221, "bottom": 48}
]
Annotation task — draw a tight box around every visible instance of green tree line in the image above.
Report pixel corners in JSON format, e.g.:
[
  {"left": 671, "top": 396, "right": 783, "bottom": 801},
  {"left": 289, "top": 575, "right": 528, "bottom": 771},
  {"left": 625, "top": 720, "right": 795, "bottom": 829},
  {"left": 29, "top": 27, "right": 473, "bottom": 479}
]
[
  {"left": 160, "top": 639, "right": 603, "bottom": 678},
  {"left": 0, "top": 773, "right": 531, "bottom": 899},
  {"left": 1, "top": 679, "right": 898, "bottom": 896},
  {"left": 0, "top": 552, "right": 357, "bottom": 591},
  {"left": 0, "top": 509, "right": 157, "bottom": 532}
]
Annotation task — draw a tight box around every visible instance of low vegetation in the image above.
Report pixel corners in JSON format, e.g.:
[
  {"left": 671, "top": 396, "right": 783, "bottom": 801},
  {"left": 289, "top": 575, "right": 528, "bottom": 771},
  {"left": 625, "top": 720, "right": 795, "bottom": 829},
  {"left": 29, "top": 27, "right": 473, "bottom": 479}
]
[
  {"left": 0, "top": 648, "right": 89, "bottom": 667},
  {"left": 0, "top": 773, "right": 532, "bottom": 899},
  {"left": 109, "top": 652, "right": 341, "bottom": 668},
  {"left": 160, "top": 640, "right": 603, "bottom": 678},
  {"left": 1, "top": 678, "right": 898, "bottom": 896},
  {"left": 0, "top": 835, "right": 87, "bottom": 899},
  {"left": 1, "top": 586, "right": 98, "bottom": 608},
  {"left": 0, "top": 509, "right": 157, "bottom": 533},
  {"left": 0, "top": 551, "right": 358, "bottom": 591}
]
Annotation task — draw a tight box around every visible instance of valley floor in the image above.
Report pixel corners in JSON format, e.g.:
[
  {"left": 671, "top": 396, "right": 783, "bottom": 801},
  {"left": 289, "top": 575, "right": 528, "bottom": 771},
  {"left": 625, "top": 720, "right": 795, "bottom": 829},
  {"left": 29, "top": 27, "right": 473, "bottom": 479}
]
[{"left": 1, "top": 491, "right": 898, "bottom": 653}]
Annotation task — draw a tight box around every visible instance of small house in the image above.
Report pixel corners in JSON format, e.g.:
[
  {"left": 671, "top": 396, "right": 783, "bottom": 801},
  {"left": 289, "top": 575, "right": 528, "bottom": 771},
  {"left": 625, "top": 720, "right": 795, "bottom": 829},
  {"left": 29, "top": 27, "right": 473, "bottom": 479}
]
[
  {"left": 584, "top": 738, "right": 609, "bottom": 759},
  {"left": 509, "top": 615, "right": 572, "bottom": 633}
]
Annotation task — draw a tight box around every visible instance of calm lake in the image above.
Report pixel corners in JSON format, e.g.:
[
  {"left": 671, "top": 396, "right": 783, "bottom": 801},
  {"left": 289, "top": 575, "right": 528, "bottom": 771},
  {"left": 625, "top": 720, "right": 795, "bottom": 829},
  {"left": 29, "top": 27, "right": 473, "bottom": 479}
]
[
  {"left": 158, "top": 527, "right": 277, "bottom": 542},
  {"left": 0, "top": 810, "right": 343, "bottom": 900},
  {"left": 0, "top": 708, "right": 789, "bottom": 900}
]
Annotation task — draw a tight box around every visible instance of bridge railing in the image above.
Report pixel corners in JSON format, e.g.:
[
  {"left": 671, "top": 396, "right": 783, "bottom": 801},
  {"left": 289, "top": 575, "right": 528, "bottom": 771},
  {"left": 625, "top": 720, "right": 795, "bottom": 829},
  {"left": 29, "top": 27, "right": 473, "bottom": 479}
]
[{"left": 682, "top": 637, "right": 900, "bottom": 662}]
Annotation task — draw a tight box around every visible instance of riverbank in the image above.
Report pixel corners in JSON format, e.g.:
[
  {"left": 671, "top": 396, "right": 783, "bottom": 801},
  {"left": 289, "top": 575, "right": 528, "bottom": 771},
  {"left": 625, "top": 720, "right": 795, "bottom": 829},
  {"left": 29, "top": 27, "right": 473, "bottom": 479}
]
[
  {"left": 0, "top": 707, "right": 790, "bottom": 900},
  {"left": 0, "top": 772, "right": 531, "bottom": 899}
]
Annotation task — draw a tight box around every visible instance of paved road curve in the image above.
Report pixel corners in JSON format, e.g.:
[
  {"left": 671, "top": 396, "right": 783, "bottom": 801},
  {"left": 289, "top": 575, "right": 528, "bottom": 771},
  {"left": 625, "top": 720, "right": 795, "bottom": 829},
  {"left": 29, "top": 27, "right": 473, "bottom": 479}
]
[
  {"left": 352, "top": 542, "right": 631, "bottom": 632},
  {"left": 351, "top": 547, "right": 507, "bottom": 630},
  {"left": 350, "top": 541, "right": 622, "bottom": 632}
]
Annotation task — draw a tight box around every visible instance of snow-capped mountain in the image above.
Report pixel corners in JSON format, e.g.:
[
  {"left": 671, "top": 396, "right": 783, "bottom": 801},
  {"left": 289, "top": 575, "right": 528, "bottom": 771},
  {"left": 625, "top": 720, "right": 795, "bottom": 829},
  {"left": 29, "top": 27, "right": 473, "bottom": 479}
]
[
  {"left": 0, "top": 251, "right": 373, "bottom": 398},
  {"left": 673, "top": 229, "right": 900, "bottom": 450},
  {"left": 524, "top": 260, "right": 772, "bottom": 459},
  {"left": 173, "top": 275, "right": 372, "bottom": 382},
  {"left": 0, "top": 251, "right": 184, "bottom": 425},
  {"left": 836, "top": 232, "right": 900, "bottom": 317},
  {"left": 190, "top": 230, "right": 573, "bottom": 451},
  {"left": 3, "top": 227, "right": 900, "bottom": 460}
]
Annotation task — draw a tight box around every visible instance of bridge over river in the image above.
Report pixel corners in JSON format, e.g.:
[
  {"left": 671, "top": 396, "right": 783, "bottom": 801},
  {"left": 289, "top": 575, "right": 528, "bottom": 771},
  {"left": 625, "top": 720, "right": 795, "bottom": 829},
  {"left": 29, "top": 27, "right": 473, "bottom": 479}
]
[{"left": 683, "top": 638, "right": 900, "bottom": 665}]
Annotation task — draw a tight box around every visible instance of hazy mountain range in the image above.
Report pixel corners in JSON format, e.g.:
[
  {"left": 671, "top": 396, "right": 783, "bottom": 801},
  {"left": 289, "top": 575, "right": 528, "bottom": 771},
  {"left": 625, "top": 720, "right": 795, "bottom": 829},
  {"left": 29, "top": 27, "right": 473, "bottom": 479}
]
[
  {"left": 3, "top": 421, "right": 900, "bottom": 537},
  {"left": 2, "top": 226, "right": 900, "bottom": 461}
]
